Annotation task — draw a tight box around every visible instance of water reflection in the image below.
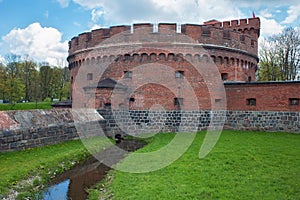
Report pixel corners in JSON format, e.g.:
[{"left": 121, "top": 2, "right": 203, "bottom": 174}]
[
  {"left": 41, "top": 140, "right": 145, "bottom": 200},
  {"left": 42, "top": 179, "right": 70, "bottom": 200}
]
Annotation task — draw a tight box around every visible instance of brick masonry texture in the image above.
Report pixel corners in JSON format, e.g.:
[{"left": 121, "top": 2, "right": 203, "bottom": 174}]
[
  {"left": 225, "top": 81, "right": 300, "bottom": 111},
  {"left": 68, "top": 17, "right": 261, "bottom": 111}
]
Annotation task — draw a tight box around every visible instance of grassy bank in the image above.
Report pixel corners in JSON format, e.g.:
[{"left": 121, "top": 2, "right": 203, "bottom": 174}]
[
  {"left": 0, "top": 137, "right": 111, "bottom": 199},
  {"left": 90, "top": 130, "right": 300, "bottom": 199},
  {"left": 0, "top": 102, "right": 53, "bottom": 111}
]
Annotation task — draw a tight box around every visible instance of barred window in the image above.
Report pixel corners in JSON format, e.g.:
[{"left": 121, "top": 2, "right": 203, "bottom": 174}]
[
  {"left": 289, "top": 98, "right": 299, "bottom": 106},
  {"left": 246, "top": 98, "right": 256, "bottom": 106}
]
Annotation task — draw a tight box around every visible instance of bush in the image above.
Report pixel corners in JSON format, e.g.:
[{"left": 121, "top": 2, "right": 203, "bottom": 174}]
[{"left": 43, "top": 98, "right": 51, "bottom": 102}]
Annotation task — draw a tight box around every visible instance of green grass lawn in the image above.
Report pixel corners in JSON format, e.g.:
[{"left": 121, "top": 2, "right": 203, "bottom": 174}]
[
  {"left": 90, "top": 130, "right": 300, "bottom": 200},
  {"left": 0, "top": 102, "right": 53, "bottom": 111},
  {"left": 0, "top": 137, "right": 111, "bottom": 199}
]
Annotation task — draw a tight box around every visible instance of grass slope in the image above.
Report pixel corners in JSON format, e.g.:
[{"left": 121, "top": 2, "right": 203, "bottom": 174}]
[
  {"left": 92, "top": 131, "right": 300, "bottom": 199},
  {"left": 0, "top": 102, "right": 52, "bottom": 111},
  {"left": 0, "top": 137, "right": 111, "bottom": 198}
]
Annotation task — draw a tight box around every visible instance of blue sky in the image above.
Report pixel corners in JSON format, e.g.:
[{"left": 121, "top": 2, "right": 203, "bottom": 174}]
[{"left": 0, "top": 0, "right": 299, "bottom": 66}]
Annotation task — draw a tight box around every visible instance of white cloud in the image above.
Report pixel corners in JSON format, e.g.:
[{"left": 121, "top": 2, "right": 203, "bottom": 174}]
[
  {"left": 282, "top": 4, "right": 300, "bottom": 24},
  {"left": 228, "top": 0, "right": 300, "bottom": 8},
  {"left": 88, "top": 23, "right": 102, "bottom": 30},
  {"left": 72, "top": 0, "right": 244, "bottom": 27},
  {"left": 259, "top": 9, "right": 273, "bottom": 19},
  {"left": 73, "top": 0, "right": 102, "bottom": 9},
  {"left": 260, "top": 16, "right": 284, "bottom": 37},
  {"left": 91, "top": 9, "right": 104, "bottom": 23},
  {"left": 56, "top": 0, "right": 70, "bottom": 8},
  {"left": 1, "top": 23, "right": 68, "bottom": 66}
]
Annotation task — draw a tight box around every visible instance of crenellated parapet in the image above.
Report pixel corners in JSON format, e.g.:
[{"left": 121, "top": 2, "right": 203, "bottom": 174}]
[
  {"left": 68, "top": 17, "right": 260, "bottom": 57},
  {"left": 204, "top": 18, "right": 260, "bottom": 38},
  {"left": 69, "top": 25, "right": 131, "bottom": 53}
]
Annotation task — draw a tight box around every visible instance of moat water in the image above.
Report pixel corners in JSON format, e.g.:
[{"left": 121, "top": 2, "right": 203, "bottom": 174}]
[{"left": 41, "top": 140, "right": 145, "bottom": 200}]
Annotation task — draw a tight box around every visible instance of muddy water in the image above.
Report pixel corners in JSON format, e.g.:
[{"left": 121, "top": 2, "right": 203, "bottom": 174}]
[{"left": 42, "top": 140, "right": 145, "bottom": 200}]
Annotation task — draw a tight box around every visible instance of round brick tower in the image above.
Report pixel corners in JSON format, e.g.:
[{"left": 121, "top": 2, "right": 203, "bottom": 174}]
[{"left": 68, "top": 17, "right": 260, "bottom": 110}]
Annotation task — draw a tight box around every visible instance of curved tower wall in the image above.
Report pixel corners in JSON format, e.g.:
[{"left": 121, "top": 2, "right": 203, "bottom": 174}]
[{"left": 68, "top": 18, "right": 260, "bottom": 110}]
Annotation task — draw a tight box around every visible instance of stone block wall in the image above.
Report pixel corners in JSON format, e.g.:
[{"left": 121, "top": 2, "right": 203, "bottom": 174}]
[
  {"left": 99, "top": 109, "right": 300, "bottom": 136},
  {"left": 225, "top": 111, "right": 300, "bottom": 133},
  {"left": 0, "top": 109, "right": 106, "bottom": 152},
  {"left": 1, "top": 108, "right": 299, "bottom": 152}
]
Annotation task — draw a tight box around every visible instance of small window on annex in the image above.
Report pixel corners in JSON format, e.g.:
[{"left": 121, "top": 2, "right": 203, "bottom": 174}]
[
  {"left": 87, "top": 73, "right": 93, "bottom": 80},
  {"left": 124, "top": 71, "right": 133, "bottom": 79},
  {"left": 175, "top": 71, "right": 184, "bottom": 79},
  {"left": 289, "top": 98, "right": 299, "bottom": 106},
  {"left": 246, "top": 98, "right": 256, "bottom": 106}
]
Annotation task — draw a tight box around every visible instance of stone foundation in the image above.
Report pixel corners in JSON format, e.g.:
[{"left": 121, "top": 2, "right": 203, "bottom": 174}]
[
  {"left": 1, "top": 109, "right": 299, "bottom": 152},
  {"left": 0, "top": 109, "right": 106, "bottom": 152},
  {"left": 99, "top": 109, "right": 300, "bottom": 136}
]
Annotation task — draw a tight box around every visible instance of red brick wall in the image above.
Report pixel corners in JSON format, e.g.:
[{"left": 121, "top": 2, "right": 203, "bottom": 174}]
[{"left": 225, "top": 82, "right": 300, "bottom": 111}]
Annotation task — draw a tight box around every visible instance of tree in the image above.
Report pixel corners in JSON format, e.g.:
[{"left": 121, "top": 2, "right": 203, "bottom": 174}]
[
  {"left": 0, "top": 63, "right": 8, "bottom": 101},
  {"left": 5, "top": 54, "right": 25, "bottom": 103},
  {"left": 258, "top": 27, "right": 300, "bottom": 81},
  {"left": 39, "top": 65, "right": 53, "bottom": 100},
  {"left": 18, "top": 57, "right": 39, "bottom": 101},
  {"left": 51, "top": 66, "right": 64, "bottom": 100},
  {"left": 1, "top": 54, "right": 70, "bottom": 103},
  {"left": 258, "top": 40, "right": 281, "bottom": 81},
  {"left": 39, "top": 65, "right": 70, "bottom": 101}
]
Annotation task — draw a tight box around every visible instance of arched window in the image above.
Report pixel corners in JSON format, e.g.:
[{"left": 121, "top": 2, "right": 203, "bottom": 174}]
[{"left": 159, "top": 53, "right": 166, "bottom": 61}]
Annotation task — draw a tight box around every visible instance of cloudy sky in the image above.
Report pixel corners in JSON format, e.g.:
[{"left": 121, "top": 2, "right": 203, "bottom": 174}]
[{"left": 0, "top": 0, "right": 299, "bottom": 66}]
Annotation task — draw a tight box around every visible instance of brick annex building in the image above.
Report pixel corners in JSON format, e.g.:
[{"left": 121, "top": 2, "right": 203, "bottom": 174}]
[{"left": 67, "top": 17, "right": 299, "bottom": 113}]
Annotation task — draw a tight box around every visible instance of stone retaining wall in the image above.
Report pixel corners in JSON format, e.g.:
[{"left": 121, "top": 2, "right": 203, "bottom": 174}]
[
  {"left": 99, "top": 109, "right": 300, "bottom": 135},
  {"left": 225, "top": 110, "right": 300, "bottom": 132},
  {"left": 0, "top": 109, "right": 106, "bottom": 152},
  {"left": 1, "top": 109, "right": 299, "bottom": 152}
]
